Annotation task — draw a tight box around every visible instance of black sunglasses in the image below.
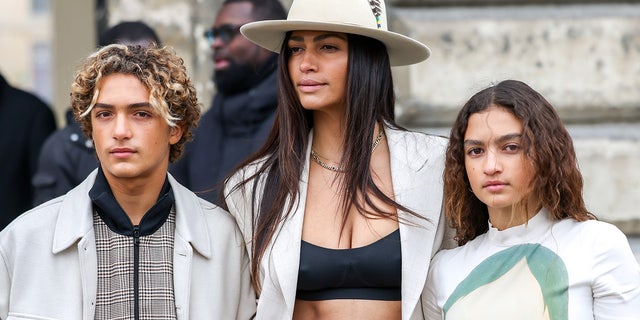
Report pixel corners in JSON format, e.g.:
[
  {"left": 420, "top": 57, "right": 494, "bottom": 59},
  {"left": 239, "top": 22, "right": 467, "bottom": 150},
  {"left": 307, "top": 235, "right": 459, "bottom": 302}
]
[{"left": 203, "top": 24, "right": 242, "bottom": 45}]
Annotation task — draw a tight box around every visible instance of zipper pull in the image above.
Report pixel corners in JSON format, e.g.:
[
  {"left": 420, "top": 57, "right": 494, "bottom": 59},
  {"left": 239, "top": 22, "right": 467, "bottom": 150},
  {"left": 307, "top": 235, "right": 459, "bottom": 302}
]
[{"left": 133, "top": 225, "right": 140, "bottom": 245}]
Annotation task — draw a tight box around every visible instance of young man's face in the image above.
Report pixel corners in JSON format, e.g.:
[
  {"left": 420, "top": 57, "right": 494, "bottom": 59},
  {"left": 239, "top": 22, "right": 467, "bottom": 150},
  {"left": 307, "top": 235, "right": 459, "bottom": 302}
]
[{"left": 91, "top": 73, "right": 182, "bottom": 183}]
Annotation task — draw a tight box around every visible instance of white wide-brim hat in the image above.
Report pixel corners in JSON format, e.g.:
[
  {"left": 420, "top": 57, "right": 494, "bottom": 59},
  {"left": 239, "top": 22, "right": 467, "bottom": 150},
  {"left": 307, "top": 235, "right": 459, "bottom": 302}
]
[{"left": 240, "top": 0, "right": 430, "bottom": 66}]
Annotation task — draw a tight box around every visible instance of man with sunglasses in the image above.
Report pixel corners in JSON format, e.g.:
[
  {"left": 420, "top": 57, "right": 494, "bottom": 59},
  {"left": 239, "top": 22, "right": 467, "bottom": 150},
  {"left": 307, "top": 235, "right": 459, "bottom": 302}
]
[{"left": 171, "top": 0, "right": 287, "bottom": 205}]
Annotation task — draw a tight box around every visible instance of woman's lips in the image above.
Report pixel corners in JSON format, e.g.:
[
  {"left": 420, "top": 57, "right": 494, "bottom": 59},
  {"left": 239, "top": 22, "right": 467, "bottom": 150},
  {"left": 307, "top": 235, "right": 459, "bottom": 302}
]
[
  {"left": 298, "top": 79, "right": 325, "bottom": 93},
  {"left": 483, "top": 180, "right": 507, "bottom": 192}
]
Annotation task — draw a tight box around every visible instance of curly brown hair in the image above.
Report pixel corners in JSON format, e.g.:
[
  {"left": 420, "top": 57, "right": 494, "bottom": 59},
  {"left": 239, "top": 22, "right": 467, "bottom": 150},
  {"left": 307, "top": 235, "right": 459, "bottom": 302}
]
[
  {"left": 70, "top": 44, "right": 201, "bottom": 163},
  {"left": 444, "top": 80, "right": 595, "bottom": 245}
]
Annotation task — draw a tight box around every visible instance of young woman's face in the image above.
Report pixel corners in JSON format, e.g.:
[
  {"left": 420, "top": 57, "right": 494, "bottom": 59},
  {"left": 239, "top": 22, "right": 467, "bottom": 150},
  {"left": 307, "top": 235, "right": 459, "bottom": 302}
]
[
  {"left": 463, "top": 105, "right": 535, "bottom": 217},
  {"left": 287, "top": 30, "right": 348, "bottom": 113}
]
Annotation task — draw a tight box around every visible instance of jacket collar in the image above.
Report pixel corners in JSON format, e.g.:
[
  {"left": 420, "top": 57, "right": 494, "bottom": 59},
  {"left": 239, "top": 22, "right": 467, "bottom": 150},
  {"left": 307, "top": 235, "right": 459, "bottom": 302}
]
[
  {"left": 52, "top": 169, "right": 212, "bottom": 258},
  {"left": 386, "top": 128, "right": 445, "bottom": 318},
  {"left": 89, "top": 167, "right": 174, "bottom": 236}
]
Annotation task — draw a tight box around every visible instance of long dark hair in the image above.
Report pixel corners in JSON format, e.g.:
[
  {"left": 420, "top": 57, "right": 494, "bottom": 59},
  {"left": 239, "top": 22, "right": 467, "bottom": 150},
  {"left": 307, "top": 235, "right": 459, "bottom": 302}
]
[
  {"left": 223, "top": 33, "right": 417, "bottom": 292},
  {"left": 444, "top": 79, "right": 595, "bottom": 246}
]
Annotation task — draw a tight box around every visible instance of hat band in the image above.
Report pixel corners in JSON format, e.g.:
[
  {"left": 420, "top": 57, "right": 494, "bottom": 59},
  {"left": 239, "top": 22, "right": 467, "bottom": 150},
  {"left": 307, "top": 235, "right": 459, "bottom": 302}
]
[{"left": 369, "top": 0, "right": 383, "bottom": 29}]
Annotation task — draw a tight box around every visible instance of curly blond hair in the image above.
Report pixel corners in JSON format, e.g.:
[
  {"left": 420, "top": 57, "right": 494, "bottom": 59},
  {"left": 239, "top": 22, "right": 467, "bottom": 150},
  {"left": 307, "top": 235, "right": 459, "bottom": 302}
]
[{"left": 70, "top": 44, "right": 201, "bottom": 162}]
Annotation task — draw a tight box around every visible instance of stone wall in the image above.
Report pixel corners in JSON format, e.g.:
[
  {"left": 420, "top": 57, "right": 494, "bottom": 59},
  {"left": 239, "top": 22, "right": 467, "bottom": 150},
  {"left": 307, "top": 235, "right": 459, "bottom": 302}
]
[
  {"left": 388, "top": 3, "right": 640, "bottom": 233},
  {"left": 391, "top": 3, "right": 640, "bottom": 126}
]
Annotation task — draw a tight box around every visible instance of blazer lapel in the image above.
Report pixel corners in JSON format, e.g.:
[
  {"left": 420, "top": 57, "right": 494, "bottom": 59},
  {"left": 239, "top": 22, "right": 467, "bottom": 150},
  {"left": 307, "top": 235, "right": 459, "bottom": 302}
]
[
  {"left": 386, "top": 128, "right": 444, "bottom": 320},
  {"left": 269, "top": 132, "right": 313, "bottom": 316}
]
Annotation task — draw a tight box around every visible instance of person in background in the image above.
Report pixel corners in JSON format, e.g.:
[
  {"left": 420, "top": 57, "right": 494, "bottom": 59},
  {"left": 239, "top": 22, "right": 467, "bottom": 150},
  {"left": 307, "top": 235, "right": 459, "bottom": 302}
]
[
  {"left": 223, "top": 0, "right": 455, "bottom": 318},
  {"left": 32, "top": 21, "right": 162, "bottom": 205},
  {"left": 170, "top": 0, "right": 286, "bottom": 205},
  {"left": 0, "top": 44, "right": 255, "bottom": 319},
  {"left": 0, "top": 71, "right": 56, "bottom": 230},
  {"left": 424, "top": 79, "right": 640, "bottom": 319}
]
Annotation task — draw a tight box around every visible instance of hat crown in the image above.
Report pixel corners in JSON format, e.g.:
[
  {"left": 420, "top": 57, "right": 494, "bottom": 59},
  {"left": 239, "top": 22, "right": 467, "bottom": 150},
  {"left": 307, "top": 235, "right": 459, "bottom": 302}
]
[
  {"left": 240, "top": 0, "right": 430, "bottom": 66},
  {"left": 287, "top": 0, "right": 388, "bottom": 31}
]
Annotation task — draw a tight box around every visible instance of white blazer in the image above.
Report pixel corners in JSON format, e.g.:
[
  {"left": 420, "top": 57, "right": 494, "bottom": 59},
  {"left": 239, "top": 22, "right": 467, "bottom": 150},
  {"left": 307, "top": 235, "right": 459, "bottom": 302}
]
[{"left": 225, "top": 127, "right": 456, "bottom": 320}]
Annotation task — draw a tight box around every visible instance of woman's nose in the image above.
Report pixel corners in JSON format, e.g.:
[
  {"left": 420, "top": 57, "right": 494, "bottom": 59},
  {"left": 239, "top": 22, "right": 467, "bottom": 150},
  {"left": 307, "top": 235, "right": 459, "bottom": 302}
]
[{"left": 483, "top": 150, "right": 502, "bottom": 175}]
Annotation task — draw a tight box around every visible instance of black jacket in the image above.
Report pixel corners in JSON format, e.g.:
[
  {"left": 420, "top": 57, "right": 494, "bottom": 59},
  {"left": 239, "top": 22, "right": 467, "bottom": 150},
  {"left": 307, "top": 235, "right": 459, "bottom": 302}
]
[
  {"left": 0, "top": 73, "right": 56, "bottom": 229},
  {"left": 32, "top": 109, "right": 98, "bottom": 206},
  {"left": 170, "top": 59, "right": 278, "bottom": 205}
]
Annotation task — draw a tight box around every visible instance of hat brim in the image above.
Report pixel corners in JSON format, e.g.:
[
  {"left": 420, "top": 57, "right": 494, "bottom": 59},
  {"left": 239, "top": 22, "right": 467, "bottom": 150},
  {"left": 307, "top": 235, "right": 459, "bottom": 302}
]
[{"left": 241, "top": 20, "right": 430, "bottom": 66}]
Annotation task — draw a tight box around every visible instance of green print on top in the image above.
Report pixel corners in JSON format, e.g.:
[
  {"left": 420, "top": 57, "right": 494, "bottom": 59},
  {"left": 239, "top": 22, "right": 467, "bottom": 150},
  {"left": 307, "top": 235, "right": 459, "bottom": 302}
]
[{"left": 443, "top": 243, "right": 568, "bottom": 320}]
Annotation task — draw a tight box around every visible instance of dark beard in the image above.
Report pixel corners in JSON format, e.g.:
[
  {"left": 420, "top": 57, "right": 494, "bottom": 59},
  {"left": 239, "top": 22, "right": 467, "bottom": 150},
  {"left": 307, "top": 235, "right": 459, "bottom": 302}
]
[{"left": 214, "top": 60, "right": 259, "bottom": 95}]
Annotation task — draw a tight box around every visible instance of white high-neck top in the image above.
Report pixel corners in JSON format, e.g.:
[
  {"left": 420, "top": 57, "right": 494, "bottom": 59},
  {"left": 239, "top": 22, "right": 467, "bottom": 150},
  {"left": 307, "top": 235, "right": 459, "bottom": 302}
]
[{"left": 424, "top": 209, "right": 640, "bottom": 320}]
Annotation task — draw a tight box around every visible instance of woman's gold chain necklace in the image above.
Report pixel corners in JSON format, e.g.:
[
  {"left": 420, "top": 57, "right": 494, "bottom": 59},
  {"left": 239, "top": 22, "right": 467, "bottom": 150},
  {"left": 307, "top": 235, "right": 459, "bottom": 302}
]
[{"left": 310, "top": 130, "right": 385, "bottom": 173}]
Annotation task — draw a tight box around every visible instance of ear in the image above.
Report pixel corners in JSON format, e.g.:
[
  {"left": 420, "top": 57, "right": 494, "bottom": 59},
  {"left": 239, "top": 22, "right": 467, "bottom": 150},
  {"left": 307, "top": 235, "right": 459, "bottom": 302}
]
[{"left": 168, "top": 125, "right": 183, "bottom": 145}]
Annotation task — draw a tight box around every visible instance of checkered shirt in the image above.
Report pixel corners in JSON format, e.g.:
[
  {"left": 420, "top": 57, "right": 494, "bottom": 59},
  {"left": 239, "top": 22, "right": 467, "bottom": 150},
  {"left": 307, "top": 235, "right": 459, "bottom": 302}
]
[{"left": 93, "top": 209, "right": 177, "bottom": 320}]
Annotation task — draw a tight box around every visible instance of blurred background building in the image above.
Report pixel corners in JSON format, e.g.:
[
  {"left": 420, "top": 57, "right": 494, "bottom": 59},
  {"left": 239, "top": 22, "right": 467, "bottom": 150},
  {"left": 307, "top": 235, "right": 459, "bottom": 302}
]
[{"left": 0, "top": 0, "right": 638, "bottom": 261}]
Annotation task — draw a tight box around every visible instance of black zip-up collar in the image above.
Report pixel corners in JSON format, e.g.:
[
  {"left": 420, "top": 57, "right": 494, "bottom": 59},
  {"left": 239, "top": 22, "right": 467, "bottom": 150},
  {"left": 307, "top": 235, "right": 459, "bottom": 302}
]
[{"left": 89, "top": 167, "right": 174, "bottom": 236}]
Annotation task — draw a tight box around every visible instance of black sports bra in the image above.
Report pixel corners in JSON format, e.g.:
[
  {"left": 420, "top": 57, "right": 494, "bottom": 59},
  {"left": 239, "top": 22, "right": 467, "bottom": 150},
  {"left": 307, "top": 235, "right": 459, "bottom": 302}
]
[{"left": 296, "top": 229, "right": 401, "bottom": 301}]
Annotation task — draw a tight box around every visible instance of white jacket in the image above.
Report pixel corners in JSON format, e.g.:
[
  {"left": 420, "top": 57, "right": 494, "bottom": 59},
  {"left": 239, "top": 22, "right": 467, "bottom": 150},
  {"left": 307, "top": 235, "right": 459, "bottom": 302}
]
[
  {"left": 0, "top": 170, "right": 256, "bottom": 320},
  {"left": 225, "top": 128, "right": 457, "bottom": 320}
]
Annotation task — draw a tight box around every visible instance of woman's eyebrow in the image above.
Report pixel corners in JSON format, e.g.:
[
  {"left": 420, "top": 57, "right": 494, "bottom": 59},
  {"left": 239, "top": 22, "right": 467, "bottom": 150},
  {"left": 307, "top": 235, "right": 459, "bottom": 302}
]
[
  {"left": 463, "top": 133, "right": 521, "bottom": 147},
  {"left": 494, "top": 133, "right": 522, "bottom": 144}
]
